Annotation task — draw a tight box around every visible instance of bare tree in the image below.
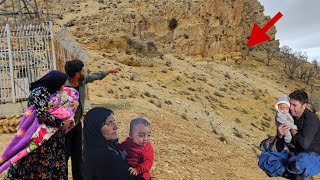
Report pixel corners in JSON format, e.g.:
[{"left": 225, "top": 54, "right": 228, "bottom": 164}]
[
  {"left": 298, "top": 51, "right": 308, "bottom": 61},
  {"left": 309, "top": 58, "right": 320, "bottom": 111},
  {"left": 253, "top": 41, "right": 279, "bottom": 66},
  {"left": 297, "top": 51, "right": 308, "bottom": 80},
  {"left": 312, "top": 58, "right": 320, "bottom": 79},
  {"left": 309, "top": 85, "right": 320, "bottom": 112},
  {"left": 312, "top": 59, "right": 319, "bottom": 68},
  {"left": 280, "top": 45, "right": 293, "bottom": 68},
  {"left": 264, "top": 45, "right": 278, "bottom": 66},
  {"left": 284, "top": 51, "right": 303, "bottom": 79},
  {"left": 299, "top": 63, "right": 308, "bottom": 80},
  {"left": 305, "top": 67, "right": 316, "bottom": 84},
  {"left": 290, "top": 52, "right": 318, "bottom": 84}
]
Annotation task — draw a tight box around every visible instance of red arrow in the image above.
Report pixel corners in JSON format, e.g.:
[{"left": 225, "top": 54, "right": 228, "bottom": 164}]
[{"left": 247, "top": 12, "right": 283, "bottom": 47}]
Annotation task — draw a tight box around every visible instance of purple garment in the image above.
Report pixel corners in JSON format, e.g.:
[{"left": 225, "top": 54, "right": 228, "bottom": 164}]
[
  {"left": 0, "top": 105, "right": 38, "bottom": 174},
  {"left": 0, "top": 87, "right": 79, "bottom": 174}
]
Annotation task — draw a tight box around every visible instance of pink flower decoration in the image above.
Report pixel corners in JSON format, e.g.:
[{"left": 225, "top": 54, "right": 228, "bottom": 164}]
[
  {"left": 25, "top": 110, "right": 32, "bottom": 116},
  {"left": 16, "top": 129, "right": 26, "bottom": 137},
  {"left": 0, "top": 156, "right": 6, "bottom": 164}
]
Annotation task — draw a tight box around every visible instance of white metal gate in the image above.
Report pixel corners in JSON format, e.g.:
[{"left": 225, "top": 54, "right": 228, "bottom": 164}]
[{"left": 0, "top": 22, "right": 56, "bottom": 103}]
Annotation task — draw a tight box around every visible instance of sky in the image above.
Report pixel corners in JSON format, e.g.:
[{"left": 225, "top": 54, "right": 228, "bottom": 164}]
[{"left": 258, "top": 0, "right": 320, "bottom": 61}]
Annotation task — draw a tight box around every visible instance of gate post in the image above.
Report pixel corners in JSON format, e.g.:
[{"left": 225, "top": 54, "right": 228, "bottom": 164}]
[
  {"left": 6, "top": 24, "right": 16, "bottom": 103},
  {"left": 49, "top": 21, "right": 57, "bottom": 70}
]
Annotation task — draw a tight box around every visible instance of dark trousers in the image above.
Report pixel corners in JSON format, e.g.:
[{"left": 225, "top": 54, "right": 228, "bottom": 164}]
[{"left": 65, "top": 123, "right": 84, "bottom": 180}]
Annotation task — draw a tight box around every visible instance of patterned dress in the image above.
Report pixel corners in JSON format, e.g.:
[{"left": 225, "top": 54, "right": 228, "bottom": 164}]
[{"left": 4, "top": 86, "right": 67, "bottom": 180}]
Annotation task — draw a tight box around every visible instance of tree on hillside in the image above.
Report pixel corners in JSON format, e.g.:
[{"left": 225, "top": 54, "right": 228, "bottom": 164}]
[
  {"left": 312, "top": 58, "right": 320, "bottom": 79},
  {"left": 309, "top": 59, "right": 320, "bottom": 111},
  {"left": 241, "top": 46, "right": 253, "bottom": 63},
  {"left": 283, "top": 51, "right": 303, "bottom": 79},
  {"left": 280, "top": 45, "right": 292, "bottom": 54},
  {"left": 280, "top": 45, "right": 293, "bottom": 68},
  {"left": 252, "top": 41, "right": 278, "bottom": 66},
  {"left": 168, "top": 18, "right": 178, "bottom": 47},
  {"left": 304, "top": 66, "right": 317, "bottom": 84},
  {"left": 280, "top": 46, "right": 319, "bottom": 84},
  {"left": 263, "top": 42, "right": 278, "bottom": 66},
  {"left": 312, "top": 59, "right": 319, "bottom": 70},
  {"left": 309, "top": 85, "right": 320, "bottom": 112},
  {"left": 298, "top": 52, "right": 308, "bottom": 80}
]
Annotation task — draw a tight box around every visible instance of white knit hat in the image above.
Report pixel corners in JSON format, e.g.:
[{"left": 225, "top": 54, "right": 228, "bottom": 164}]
[{"left": 275, "top": 95, "right": 290, "bottom": 112}]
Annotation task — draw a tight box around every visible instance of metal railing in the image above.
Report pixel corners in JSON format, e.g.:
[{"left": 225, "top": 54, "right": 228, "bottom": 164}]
[
  {"left": 0, "top": 22, "right": 88, "bottom": 103},
  {"left": 0, "top": 23, "right": 55, "bottom": 103},
  {"left": 54, "top": 26, "right": 89, "bottom": 71}
]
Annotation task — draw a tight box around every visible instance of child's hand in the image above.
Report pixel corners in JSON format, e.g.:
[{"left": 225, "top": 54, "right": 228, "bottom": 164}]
[
  {"left": 70, "top": 101, "right": 79, "bottom": 113},
  {"left": 62, "top": 120, "right": 73, "bottom": 129},
  {"left": 277, "top": 124, "right": 290, "bottom": 138},
  {"left": 128, "top": 167, "right": 138, "bottom": 176}
]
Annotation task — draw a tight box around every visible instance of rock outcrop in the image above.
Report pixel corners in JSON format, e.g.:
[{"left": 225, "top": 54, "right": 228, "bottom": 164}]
[{"left": 55, "top": 0, "right": 279, "bottom": 60}]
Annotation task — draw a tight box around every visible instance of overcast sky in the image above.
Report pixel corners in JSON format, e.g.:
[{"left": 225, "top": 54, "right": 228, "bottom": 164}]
[{"left": 258, "top": 0, "right": 320, "bottom": 61}]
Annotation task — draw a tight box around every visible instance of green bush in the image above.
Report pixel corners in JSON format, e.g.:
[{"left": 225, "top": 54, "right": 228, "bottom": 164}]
[{"left": 168, "top": 18, "right": 178, "bottom": 30}]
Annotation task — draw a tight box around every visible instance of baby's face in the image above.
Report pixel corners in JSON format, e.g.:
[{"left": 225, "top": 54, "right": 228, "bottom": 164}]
[
  {"left": 278, "top": 103, "right": 290, "bottom": 114},
  {"left": 130, "top": 124, "right": 151, "bottom": 147}
]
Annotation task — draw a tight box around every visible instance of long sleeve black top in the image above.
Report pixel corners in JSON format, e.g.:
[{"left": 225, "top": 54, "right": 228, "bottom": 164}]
[
  {"left": 84, "top": 141, "right": 139, "bottom": 180},
  {"left": 293, "top": 109, "right": 320, "bottom": 153}
]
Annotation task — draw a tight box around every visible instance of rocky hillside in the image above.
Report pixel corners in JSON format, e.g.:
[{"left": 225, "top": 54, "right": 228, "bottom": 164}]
[
  {"left": 52, "top": 0, "right": 278, "bottom": 60},
  {"left": 1, "top": 0, "right": 318, "bottom": 179}
]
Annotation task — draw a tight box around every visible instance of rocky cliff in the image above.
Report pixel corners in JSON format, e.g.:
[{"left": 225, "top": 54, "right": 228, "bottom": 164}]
[{"left": 54, "top": 0, "right": 279, "bottom": 60}]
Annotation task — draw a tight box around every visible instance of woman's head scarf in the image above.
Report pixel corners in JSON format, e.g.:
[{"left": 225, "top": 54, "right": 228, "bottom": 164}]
[
  {"left": 83, "top": 107, "right": 114, "bottom": 149},
  {"left": 30, "top": 70, "right": 68, "bottom": 94}
]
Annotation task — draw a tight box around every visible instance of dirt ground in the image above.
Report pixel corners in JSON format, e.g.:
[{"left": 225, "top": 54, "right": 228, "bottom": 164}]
[{"left": 1, "top": 54, "right": 320, "bottom": 179}]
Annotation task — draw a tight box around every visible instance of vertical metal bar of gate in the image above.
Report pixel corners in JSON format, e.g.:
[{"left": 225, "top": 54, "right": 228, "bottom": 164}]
[
  {"left": 49, "top": 22, "right": 57, "bottom": 70},
  {"left": 6, "top": 24, "right": 16, "bottom": 103}
]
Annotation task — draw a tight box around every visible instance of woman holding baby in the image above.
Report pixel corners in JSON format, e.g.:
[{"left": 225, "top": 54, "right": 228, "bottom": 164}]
[
  {"left": 83, "top": 107, "right": 154, "bottom": 180},
  {"left": 3, "top": 70, "right": 77, "bottom": 179}
]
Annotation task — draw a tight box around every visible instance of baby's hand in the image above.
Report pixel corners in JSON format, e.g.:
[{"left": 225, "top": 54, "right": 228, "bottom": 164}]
[
  {"left": 292, "top": 125, "right": 297, "bottom": 130},
  {"left": 128, "top": 167, "right": 138, "bottom": 176},
  {"left": 285, "top": 122, "right": 297, "bottom": 130},
  {"left": 70, "top": 101, "right": 79, "bottom": 113},
  {"left": 62, "top": 120, "right": 73, "bottom": 130}
]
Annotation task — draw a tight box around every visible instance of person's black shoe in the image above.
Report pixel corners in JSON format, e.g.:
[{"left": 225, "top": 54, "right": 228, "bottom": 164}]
[
  {"left": 288, "top": 161, "right": 300, "bottom": 173},
  {"left": 282, "top": 171, "right": 293, "bottom": 179},
  {"left": 291, "top": 174, "right": 303, "bottom": 180}
]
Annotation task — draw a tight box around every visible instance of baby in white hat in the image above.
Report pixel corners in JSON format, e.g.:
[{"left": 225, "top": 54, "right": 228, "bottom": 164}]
[{"left": 275, "top": 95, "right": 297, "bottom": 143}]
